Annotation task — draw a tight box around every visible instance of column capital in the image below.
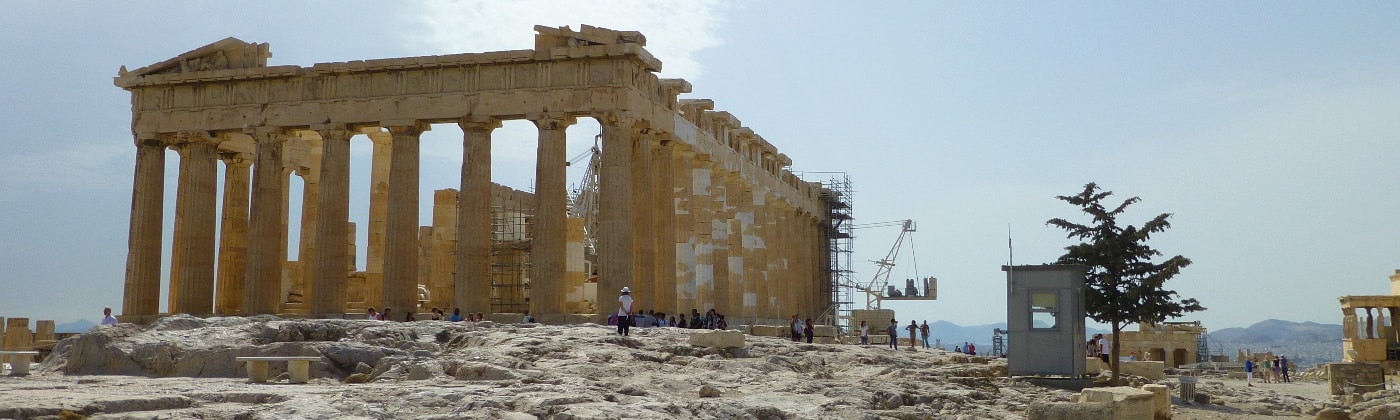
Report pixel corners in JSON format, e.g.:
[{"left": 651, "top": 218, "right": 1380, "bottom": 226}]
[
  {"left": 529, "top": 113, "right": 576, "bottom": 131},
  {"left": 384, "top": 121, "right": 431, "bottom": 136},
  {"left": 593, "top": 111, "right": 643, "bottom": 129},
  {"left": 458, "top": 116, "right": 502, "bottom": 132},
  {"left": 219, "top": 152, "right": 253, "bottom": 167},
  {"left": 311, "top": 123, "right": 355, "bottom": 140}
]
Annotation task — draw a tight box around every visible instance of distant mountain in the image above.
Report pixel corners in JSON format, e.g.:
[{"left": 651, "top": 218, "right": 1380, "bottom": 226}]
[
  {"left": 1210, "top": 319, "right": 1342, "bottom": 343},
  {"left": 56, "top": 319, "right": 96, "bottom": 334}
]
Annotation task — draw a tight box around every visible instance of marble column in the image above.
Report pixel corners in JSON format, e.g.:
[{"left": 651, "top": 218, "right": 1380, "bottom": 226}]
[
  {"left": 122, "top": 137, "right": 167, "bottom": 317},
  {"left": 169, "top": 134, "right": 220, "bottom": 315},
  {"left": 673, "top": 147, "right": 696, "bottom": 315},
  {"left": 215, "top": 152, "right": 251, "bottom": 314},
  {"left": 531, "top": 114, "right": 575, "bottom": 317},
  {"left": 631, "top": 131, "right": 656, "bottom": 313},
  {"left": 383, "top": 122, "right": 428, "bottom": 316},
  {"left": 726, "top": 174, "right": 751, "bottom": 321},
  {"left": 457, "top": 117, "right": 499, "bottom": 314},
  {"left": 691, "top": 155, "right": 715, "bottom": 313},
  {"left": 652, "top": 137, "right": 677, "bottom": 316},
  {"left": 245, "top": 129, "right": 290, "bottom": 315},
  {"left": 710, "top": 168, "right": 731, "bottom": 316},
  {"left": 364, "top": 130, "right": 392, "bottom": 307},
  {"left": 429, "top": 190, "right": 457, "bottom": 312},
  {"left": 310, "top": 126, "right": 353, "bottom": 315},
  {"left": 597, "top": 113, "right": 637, "bottom": 314}
]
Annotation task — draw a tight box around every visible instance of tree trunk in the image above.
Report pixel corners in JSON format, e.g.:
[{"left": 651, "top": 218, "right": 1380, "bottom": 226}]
[{"left": 1110, "top": 322, "right": 1122, "bottom": 384}]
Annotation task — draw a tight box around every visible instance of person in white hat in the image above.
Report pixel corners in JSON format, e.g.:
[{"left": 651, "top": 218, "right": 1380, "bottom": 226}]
[{"left": 617, "top": 287, "right": 634, "bottom": 336}]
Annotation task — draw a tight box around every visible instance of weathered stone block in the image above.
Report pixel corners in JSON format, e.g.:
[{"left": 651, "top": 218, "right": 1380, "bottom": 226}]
[
  {"left": 1082, "top": 386, "right": 1155, "bottom": 420},
  {"left": 1119, "top": 360, "right": 1165, "bottom": 380},
  {"left": 1143, "top": 384, "right": 1170, "bottom": 419},
  {"left": 1027, "top": 401, "right": 1115, "bottom": 420},
  {"left": 1327, "top": 362, "right": 1385, "bottom": 395},
  {"left": 749, "top": 325, "right": 784, "bottom": 337},
  {"left": 689, "top": 330, "right": 744, "bottom": 348}
]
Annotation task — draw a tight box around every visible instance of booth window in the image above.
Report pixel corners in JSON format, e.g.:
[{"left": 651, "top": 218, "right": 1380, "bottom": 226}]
[{"left": 1031, "top": 291, "right": 1058, "bottom": 330}]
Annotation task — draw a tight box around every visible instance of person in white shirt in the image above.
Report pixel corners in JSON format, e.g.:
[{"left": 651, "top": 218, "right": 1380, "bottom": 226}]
[
  {"left": 101, "top": 307, "right": 119, "bottom": 325},
  {"left": 617, "top": 287, "right": 634, "bottom": 336},
  {"left": 859, "top": 320, "right": 870, "bottom": 345}
]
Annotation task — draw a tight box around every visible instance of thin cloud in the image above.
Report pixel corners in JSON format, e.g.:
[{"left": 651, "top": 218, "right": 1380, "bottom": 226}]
[{"left": 0, "top": 142, "right": 130, "bottom": 203}]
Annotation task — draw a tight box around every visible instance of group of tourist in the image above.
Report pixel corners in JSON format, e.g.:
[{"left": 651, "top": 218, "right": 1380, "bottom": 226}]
[
  {"left": 790, "top": 315, "right": 817, "bottom": 343},
  {"left": 1243, "top": 355, "right": 1291, "bottom": 386},
  {"left": 612, "top": 286, "right": 730, "bottom": 336},
  {"left": 864, "top": 319, "right": 933, "bottom": 351},
  {"left": 953, "top": 342, "right": 976, "bottom": 355},
  {"left": 1088, "top": 334, "right": 1111, "bottom": 363},
  {"left": 365, "top": 306, "right": 491, "bottom": 323}
]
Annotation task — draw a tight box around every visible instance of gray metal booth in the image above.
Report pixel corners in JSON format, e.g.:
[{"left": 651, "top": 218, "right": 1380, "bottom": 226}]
[{"left": 1003, "top": 264, "right": 1087, "bottom": 377}]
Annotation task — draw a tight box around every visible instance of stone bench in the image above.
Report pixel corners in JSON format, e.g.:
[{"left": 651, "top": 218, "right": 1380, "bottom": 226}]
[
  {"left": 235, "top": 356, "right": 322, "bottom": 384},
  {"left": 0, "top": 350, "right": 40, "bottom": 375}
]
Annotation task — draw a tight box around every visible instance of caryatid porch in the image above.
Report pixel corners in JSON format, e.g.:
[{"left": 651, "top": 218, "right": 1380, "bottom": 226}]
[{"left": 115, "top": 25, "right": 831, "bottom": 324}]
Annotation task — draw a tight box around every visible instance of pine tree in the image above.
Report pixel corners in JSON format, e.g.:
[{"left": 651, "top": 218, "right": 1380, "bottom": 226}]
[{"left": 1046, "top": 183, "right": 1205, "bottom": 383}]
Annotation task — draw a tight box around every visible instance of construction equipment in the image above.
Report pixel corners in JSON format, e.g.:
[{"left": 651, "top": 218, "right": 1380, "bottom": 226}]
[
  {"left": 567, "top": 134, "right": 602, "bottom": 255},
  {"left": 851, "top": 219, "right": 937, "bottom": 310}
]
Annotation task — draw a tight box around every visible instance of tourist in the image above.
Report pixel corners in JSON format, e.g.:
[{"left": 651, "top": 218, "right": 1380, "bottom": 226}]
[
  {"left": 430, "top": 307, "right": 442, "bottom": 321},
  {"left": 919, "top": 320, "right": 931, "bottom": 348},
  {"left": 955, "top": 346, "right": 962, "bottom": 353},
  {"left": 669, "top": 316, "right": 678, "bottom": 327},
  {"left": 1245, "top": 358, "right": 1255, "bottom": 386},
  {"left": 404, "top": 311, "right": 416, "bottom": 322},
  {"left": 101, "top": 307, "right": 119, "bottom": 325},
  {"left": 968, "top": 342, "right": 976, "bottom": 356},
  {"left": 477, "top": 312, "right": 485, "bottom": 323},
  {"left": 716, "top": 315, "right": 727, "bottom": 330},
  {"left": 1086, "top": 338, "right": 1098, "bottom": 358},
  {"left": 617, "top": 287, "right": 634, "bottom": 336},
  {"left": 887, "top": 319, "right": 899, "bottom": 350},
  {"left": 1280, "top": 355, "right": 1290, "bottom": 383},
  {"left": 690, "top": 309, "right": 702, "bottom": 329},
  {"left": 523, "top": 310, "right": 535, "bottom": 323},
  {"left": 1272, "top": 356, "right": 1282, "bottom": 383},
  {"left": 449, "top": 308, "right": 463, "bottom": 322},
  {"left": 367, "top": 307, "right": 379, "bottom": 320},
  {"left": 804, "top": 318, "right": 815, "bottom": 344},
  {"left": 1097, "top": 334, "right": 1110, "bottom": 364},
  {"left": 906, "top": 320, "right": 919, "bottom": 350},
  {"left": 380, "top": 307, "right": 392, "bottom": 321},
  {"left": 859, "top": 320, "right": 870, "bottom": 346},
  {"left": 790, "top": 315, "right": 802, "bottom": 342}
]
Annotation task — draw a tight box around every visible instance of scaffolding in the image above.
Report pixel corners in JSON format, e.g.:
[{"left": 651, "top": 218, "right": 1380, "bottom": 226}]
[
  {"left": 808, "top": 172, "right": 854, "bottom": 330},
  {"left": 491, "top": 204, "right": 532, "bottom": 315}
]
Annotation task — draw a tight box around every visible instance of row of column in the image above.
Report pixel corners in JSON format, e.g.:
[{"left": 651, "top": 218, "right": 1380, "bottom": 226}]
[{"left": 121, "top": 114, "right": 827, "bottom": 322}]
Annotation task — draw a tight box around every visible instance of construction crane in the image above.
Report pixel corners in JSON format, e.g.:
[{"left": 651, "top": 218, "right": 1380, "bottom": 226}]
[
  {"left": 852, "top": 219, "right": 937, "bottom": 310},
  {"left": 567, "top": 134, "right": 602, "bottom": 255}
]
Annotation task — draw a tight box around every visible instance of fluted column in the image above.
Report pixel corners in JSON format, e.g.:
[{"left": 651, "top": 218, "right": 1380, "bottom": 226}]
[
  {"left": 710, "top": 168, "right": 731, "bottom": 316},
  {"left": 727, "top": 174, "right": 752, "bottom": 321},
  {"left": 311, "top": 126, "right": 353, "bottom": 315},
  {"left": 169, "top": 133, "right": 220, "bottom": 315},
  {"left": 292, "top": 134, "right": 324, "bottom": 307},
  {"left": 531, "top": 114, "right": 575, "bottom": 318},
  {"left": 245, "top": 129, "right": 290, "bottom": 315},
  {"left": 457, "top": 117, "right": 499, "bottom": 314},
  {"left": 215, "top": 152, "right": 251, "bottom": 314},
  {"left": 122, "top": 136, "right": 167, "bottom": 318},
  {"left": 691, "top": 155, "right": 715, "bottom": 313},
  {"left": 631, "top": 130, "right": 656, "bottom": 312},
  {"left": 383, "top": 122, "right": 428, "bottom": 316},
  {"left": 673, "top": 147, "right": 696, "bottom": 315},
  {"left": 364, "top": 130, "right": 392, "bottom": 306},
  {"left": 597, "top": 113, "right": 636, "bottom": 312},
  {"left": 652, "top": 137, "right": 677, "bottom": 316}
]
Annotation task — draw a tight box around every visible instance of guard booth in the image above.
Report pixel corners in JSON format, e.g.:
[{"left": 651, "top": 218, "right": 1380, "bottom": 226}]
[{"left": 1004, "top": 264, "right": 1087, "bottom": 376}]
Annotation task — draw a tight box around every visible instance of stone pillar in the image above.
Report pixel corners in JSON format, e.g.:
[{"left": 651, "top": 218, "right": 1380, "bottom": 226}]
[
  {"left": 245, "top": 129, "right": 290, "bottom": 315},
  {"left": 295, "top": 133, "right": 324, "bottom": 305},
  {"left": 771, "top": 202, "right": 791, "bottom": 320},
  {"left": 169, "top": 134, "right": 220, "bottom": 315},
  {"left": 215, "top": 152, "right": 251, "bottom": 314},
  {"left": 383, "top": 122, "right": 428, "bottom": 316},
  {"left": 364, "top": 130, "right": 392, "bottom": 307},
  {"left": 531, "top": 114, "right": 575, "bottom": 318},
  {"left": 709, "top": 167, "right": 731, "bottom": 316},
  {"left": 310, "top": 126, "right": 353, "bottom": 315},
  {"left": 631, "top": 130, "right": 656, "bottom": 313},
  {"left": 674, "top": 147, "right": 696, "bottom": 316},
  {"left": 652, "top": 137, "right": 677, "bottom": 316},
  {"left": 1367, "top": 307, "right": 1376, "bottom": 339},
  {"left": 691, "top": 155, "right": 715, "bottom": 313},
  {"left": 457, "top": 117, "right": 499, "bottom": 315},
  {"left": 726, "top": 174, "right": 751, "bottom": 321},
  {"left": 597, "top": 113, "right": 636, "bottom": 314},
  {"left": 122, "top": 137, "right": 167, "bottom": 318},
  {"left": 429, "top": 189, "right": 457, "bottom": 312}
]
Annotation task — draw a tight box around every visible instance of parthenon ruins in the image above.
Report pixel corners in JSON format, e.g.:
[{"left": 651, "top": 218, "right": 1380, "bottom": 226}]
[{"left": 114, "top": 25, "right": 836, "bottom": 325}]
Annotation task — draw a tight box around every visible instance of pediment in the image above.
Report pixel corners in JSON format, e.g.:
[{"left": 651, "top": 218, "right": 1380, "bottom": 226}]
[{"left": 119, "top": 37, "right": 270, "bottom": 77}]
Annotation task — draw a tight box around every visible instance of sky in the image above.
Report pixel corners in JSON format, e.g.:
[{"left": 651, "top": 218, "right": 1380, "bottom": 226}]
[{"left": 2, "top": 1, "right": 1397, "bottom": 331}]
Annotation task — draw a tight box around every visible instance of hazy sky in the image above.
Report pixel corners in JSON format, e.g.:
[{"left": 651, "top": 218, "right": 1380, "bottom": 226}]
[{"left": 2, "top": 1, "right": 1397, "bottom": 331}]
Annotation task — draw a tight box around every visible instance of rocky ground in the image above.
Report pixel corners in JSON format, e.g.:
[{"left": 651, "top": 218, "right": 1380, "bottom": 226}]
[{"left": 0, "top": 315, "right": 1395, "bottom": 419}]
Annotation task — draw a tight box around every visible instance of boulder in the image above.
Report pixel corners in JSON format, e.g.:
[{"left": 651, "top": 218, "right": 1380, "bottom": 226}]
[
  {"left": 1027, "top": 401, "right": 1115, "bottom": 420},
  {"left": 1315, "top": 407, "right": 1349, "bottom": 420},
  {"left": 698, "top": 384, "right": 721, "bottom": 398},
  {"left": 689, "top": 330, "right": 744, "bottom": 349}
]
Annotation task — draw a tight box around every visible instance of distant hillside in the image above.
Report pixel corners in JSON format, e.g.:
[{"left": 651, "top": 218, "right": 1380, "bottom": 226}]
[
  {"left": 1210, "top": 319, "right": 1342, "bottom": 343},
  {"left": 926, "top": 321, "right": 1109, "bottom": 350}
]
